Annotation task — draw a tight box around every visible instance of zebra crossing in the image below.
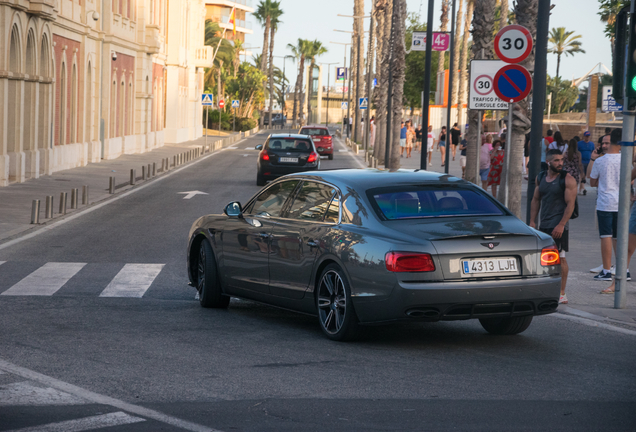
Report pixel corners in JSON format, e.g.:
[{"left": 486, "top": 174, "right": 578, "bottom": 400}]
[{"left": 0, "top": 262, "right": 178, "bottom": 299}]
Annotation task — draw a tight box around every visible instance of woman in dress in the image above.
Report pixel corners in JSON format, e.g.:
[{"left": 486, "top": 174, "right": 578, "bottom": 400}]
[
  {"left": 562, "top": 138, "right": 584, "bottom": 189},
  {"left": 487, "top": 140, "right": 505, "bottom": 198},
  {"left": 438, "top": 126, "right": 447, "bottom": 167}
]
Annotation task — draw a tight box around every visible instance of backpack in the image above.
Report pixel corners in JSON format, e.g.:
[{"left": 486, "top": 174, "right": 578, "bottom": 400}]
[{"left": 537, "top": 170, "right": 579, "bottom": 219}]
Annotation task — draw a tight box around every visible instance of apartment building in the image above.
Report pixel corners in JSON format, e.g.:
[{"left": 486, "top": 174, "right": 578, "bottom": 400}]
[{"left": 204, "top": 0, "right": 254, "bottom": 43}]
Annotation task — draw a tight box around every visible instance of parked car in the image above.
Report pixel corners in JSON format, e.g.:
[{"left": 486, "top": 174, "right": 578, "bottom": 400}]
[
  {"left": 187, "top": 169, "right": 561, "bottom": 341},
  {"left": 263, "top": 113, "right": 286, "bottom": 127},
  {"left": 299, "top": 125, "right": 334, "bottom": 160},
  {"left": 255, "top": 134, "right": 320, "bottom": 186}
]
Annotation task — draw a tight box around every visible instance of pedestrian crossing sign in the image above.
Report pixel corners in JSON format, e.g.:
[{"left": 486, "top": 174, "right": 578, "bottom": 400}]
[
  {"left": 231, "top": 100, "right": 240, "bottom": 108},
  {"left": 341, "top": 102, "right": 348, "bottom": 110},
  {"left": 201, "top": 93, "right": 214, "bottom": 106},
  {"left": 359, "top": 97, "right": 368, "bottom": 109}
]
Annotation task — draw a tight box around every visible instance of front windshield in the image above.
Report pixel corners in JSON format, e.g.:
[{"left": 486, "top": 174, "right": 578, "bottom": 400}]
[{"left": 266, "top": 139, "right": 312, "bottom": 152}]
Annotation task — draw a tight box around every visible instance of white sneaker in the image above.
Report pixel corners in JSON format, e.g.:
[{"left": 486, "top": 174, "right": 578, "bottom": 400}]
[
  {"left": 611, "top": 266, "right": 616, "bottom": 275},
  {"left": 590, "top": 264, "right": 615, "bottom": 273},
  {"left": 559, "top": 294, "right": 568, "bottom": 304}
]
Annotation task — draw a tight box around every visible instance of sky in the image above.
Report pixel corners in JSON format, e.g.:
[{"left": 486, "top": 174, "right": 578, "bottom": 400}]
[{"left": 244, "top": 0, "right": 612, "bottom": 89}]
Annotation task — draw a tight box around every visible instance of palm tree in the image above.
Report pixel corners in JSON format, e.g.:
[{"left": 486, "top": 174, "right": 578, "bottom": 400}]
[
  {"left": 373, "top": 0, "right": 389, "bottom": 164},
  {"left": 353, "top": 0, "right": 365, "bottom": 142},
  {"left": 267, "top": 4, "right": 284, "bottom": 127},
  {"left": 549, "top": 27, "right": 585, "bottom": 78},
  {"left": 388, "top": 0, "right": 407, "bottom": 169},
  {"left": 437, "top": 0, "right": 450, "bottom": 78},
  {"left": 465, "top": 0, "right": 496, "bottom": 185},
  {"left": 305, "top": 40, "right": 328, "bottom": 125},
  {"left": 254, "top": 0, "right": 282, "bottom": 127},
  {"left": 451, "top": 0, "right": 464, "bottom": 106},
  {"left": 288, "top": 39, "right": 311, "bottom": 127},
  {"left": 458, "top": 0, "right": 474, "bottom": 129},
  {"left": 204, "top": 20, "right": 234, "bottom": 93}
]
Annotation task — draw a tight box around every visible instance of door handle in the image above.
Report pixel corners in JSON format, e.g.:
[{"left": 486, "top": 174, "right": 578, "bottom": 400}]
[{"left": 307, "top": 240, "right": 318, "bottom": 248}]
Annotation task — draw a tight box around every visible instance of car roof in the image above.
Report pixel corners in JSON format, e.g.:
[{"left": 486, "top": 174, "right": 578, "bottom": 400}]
[
  {"left": 285, "top": 169, "right": 469, "bottom": 190},
  {"left": 269, "top": 133, "right": 311, "bottom": 139}
]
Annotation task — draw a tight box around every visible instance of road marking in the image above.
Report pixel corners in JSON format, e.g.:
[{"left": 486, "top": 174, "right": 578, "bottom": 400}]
[
  {"left": 334, "top": 137, "right": 367, "bottom": 169},
  {"left": 550, "top": 312, "right": 636, "bottom": 337},
  {"left": 5, "top": 411, "right": 145, "bottom": 432},
  {"left": 338, "top": 149, "right": 350, "bottom": 152},
  {"left": 0, "top": 135, "right": 253, "bottom": 252},
  {"left": 228, "top": 146, "right": 238, "bottom": 149},
  {"left": 2, "top": 263, "right": 86, "bottom": 296},
  {"left": 244, "top": 147, "right": 256, "bottom": 150},
  {"left": 0, "top": 358, "right": 221, "bottom": 432},
  {"left": 0, "top": 261, "right": 5, "bottom": 266},
  {"left": 178, "top": 191, "right": 209, "bottom": 200},
  {"left": 0, "top": 382, "right": 87, "bottom": 406},
  {"left": 99, "top": 264, "right": 164, "bottom": 298}
]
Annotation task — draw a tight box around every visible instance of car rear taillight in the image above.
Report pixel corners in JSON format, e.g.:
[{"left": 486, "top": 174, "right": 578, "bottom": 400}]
[
  {"left": 324, "top": 136, "right": 332, "bottom": 145},
  {"left": 307, "top": 152, "right": 318, "bottom": 163},
  {"left": 541, "top": 247, "right": 561, "bottom": 266},
  {"left": 385, "top": 252, "right": 436, "bottom": 272},
  {"left": 261, "top": 152, "right": 270, "bottom": 161}
]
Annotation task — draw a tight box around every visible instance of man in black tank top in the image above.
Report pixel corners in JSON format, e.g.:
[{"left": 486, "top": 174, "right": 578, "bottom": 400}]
[{"left": 529, "top": 149, "right": 578, "bottom": 304}]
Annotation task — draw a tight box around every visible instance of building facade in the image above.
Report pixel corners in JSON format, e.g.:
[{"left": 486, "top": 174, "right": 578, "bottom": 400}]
[
  {"left": 204, "top": 0, "right": 253, "bottom": 44},
  {"left": 0, "top": 0, "right": 212, "bottom": 186}
]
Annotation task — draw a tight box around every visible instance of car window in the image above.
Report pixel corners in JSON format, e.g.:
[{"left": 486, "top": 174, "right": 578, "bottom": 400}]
[
  {"left": 300, "top": 128, "right": 330, "bottom": 136},
  {"left": 368, "top": 186, "right": 504, "bottom": 220},
  {"left": 324, "top": 195, "right": 340, "bottom": 223},
  {"left": 287, "top": 182, "right": 337, "bottom": 221},
  {"left": 248, "top": 180, "right": 299, "bottom": 217},
  {"left": 267, "top": 139, "right": 312, "bottom": 152}
]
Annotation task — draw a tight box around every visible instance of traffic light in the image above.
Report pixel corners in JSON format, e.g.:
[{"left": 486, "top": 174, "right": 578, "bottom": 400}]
[
  {"left": 625, "top": 7, "right": 636, "bottom": 99},
  {"left": 613, "top": 6, "right": 629, "bottom": 101}
]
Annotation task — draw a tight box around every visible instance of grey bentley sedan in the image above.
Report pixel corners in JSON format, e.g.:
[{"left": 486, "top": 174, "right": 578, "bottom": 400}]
[{"left": 187, "top": 169, "right": 561, "bottom": 341}]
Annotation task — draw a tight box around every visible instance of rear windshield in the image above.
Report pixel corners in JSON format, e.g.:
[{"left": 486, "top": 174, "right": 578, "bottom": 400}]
[
  {"left": 368, "top": 186, "right": 504, "bottom": 220},
  {"left": 300, "top": 128, "right": 330, "bottom": 137},
  {"left": 266, "top": 139, "right": 312, "bottom": 152}
]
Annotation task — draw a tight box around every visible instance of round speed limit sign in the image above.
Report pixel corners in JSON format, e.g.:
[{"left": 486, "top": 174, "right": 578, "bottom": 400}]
[
  {"left": 473, "top": 74, "right": 493, "bottom": 96},
  {"left": 494, "top": 25, "right": 533, "bottom": 64}
]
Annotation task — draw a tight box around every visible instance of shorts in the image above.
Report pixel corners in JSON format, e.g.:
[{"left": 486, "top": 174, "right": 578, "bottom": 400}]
[
  {"left": 427, "top": 142, "right": 434, "bottom": 153},
  {"left": 583, "top": 162, "right": 589, "bottom": 174},
  {"left": 439, "top": 141, "right": 446, "bottom": 147},
  {"left": 460, "top": 155, "right": 466, "bottom": 167},
  {"left": 597, "top": 210, "right": 618, "bottom": 239},
  {"left": 540, "top": 227, "right": 569, "bottom": 256},
  {"left": 630, "top": 203, "right": 636, "bottom": 235},
  {"left": 479, "top": 168, "right": 489, "bottom": 182},
  {"left": 400, "top": 138, "right": 406, "bottom": 148}
]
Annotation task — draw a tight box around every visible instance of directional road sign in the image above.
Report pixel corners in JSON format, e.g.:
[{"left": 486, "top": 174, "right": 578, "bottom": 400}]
[
  {"left": 602, "top": 85, "right": 623, "bottom": 112},
  {"left": 468, "top": 60, "right": 509, "bottom": 110},
  {"left": 494, "top": 25, "right": 533, "bottom": 64},
  {"left": 411, "top": 32, "right": 450, "bottom": 51},
  {"left": 218, "top": 99, "right": 225, "bottom": 109},
  {"left": 359, "top": 97, "right": 368, "bottom": 109},
  {"left": 494, "top": 64, "right": 533, "bottom": 103},
  {"left": 231, "top": 100, "right": 240, "bottom": 108},
  {"left": 201, "top": 93, "right": 214, "bottom": 106},
  {"left": 337, "top": 67, "right": 348, "bottom": 81},
  {"left": 341, "top": 102, "right": 348, "bottom": 110}
]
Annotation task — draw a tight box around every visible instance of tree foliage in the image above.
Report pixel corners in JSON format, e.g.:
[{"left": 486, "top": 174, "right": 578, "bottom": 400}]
[
  {"left": 546, "top": 76, "right": 580, "bottom": 114},
  {"left": 598, "top": 0, "right": 630, "bottom": 40}
]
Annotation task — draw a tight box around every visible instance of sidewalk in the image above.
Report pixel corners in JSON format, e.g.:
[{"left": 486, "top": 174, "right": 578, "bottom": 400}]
[
  {"left": 343, "top": 138, "right": 636, "bottom": 331},
  {"left": 0, "top": 129, "right": 257, "bottom": 243}
]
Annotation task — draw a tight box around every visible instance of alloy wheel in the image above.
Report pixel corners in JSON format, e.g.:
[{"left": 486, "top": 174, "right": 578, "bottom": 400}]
[
  {"left": 317, "top": 270, "right": 347, "bottom": 334},
  {"left": 197, "top": 245, "right": 206, "bottom": 292}
]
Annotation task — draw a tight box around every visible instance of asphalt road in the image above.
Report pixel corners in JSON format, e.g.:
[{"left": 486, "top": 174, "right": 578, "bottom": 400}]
[{"left": 0, "top": 130, "right": 635, "bottom": 431}]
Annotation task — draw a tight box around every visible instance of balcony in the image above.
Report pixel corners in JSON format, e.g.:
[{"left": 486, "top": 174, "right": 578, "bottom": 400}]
[
  {"left": 28, "top": 0, "right": 57, "bottom": 20},
  {"left": 220, "top": 15, "right": 252, "bottom": 31},
  {"left": 206, "top": 0, "right": 253, "bottom": 11},
  {"left": 194, "top": 46, "right": 215, "bottom": 68},
  {"left": 145, "top": 25, "right": 162, "bottom": 55}
]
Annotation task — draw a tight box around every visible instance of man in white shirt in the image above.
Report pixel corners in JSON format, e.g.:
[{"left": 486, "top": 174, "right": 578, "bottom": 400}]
[
  {"left": 427, "top": 125, "right": 436, "bottom": 166},
  {"left": 588, "top": 130, "right": 624, "bottom": 282}
]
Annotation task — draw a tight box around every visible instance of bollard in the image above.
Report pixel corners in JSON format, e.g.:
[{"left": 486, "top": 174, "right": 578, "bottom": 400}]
[
  {"left": 152, "top": 162, "right": 156, "bottom": 177},
  {"left": 365, "top": 152, "right": 369, "bottom": 163},
  {"left": 130, "top": 169, "right": 136, "bottom": 185},
  {"left": 71, "top": 188, "right": 78, "bottom": 209},
  {"left": 369, "top": 156, "right": 374, "bottom": 168},
  {"left": 142, "top": 165, "right": 147, "bottom": 180},
  {"left": 82, "top": 186, "right": 89, "bottom": 205},
  {"left": 109, "top": 177, "right": 115, "bottom": 194},
  {"left": 173, "top": 155, "right": 177, "bottom": 167},
  {"left": 31, "top": 200, "right": 40, "bottom": 224},
  {"left": 45, "top": 196, "right": 53, "bottom": 218},
  {"left": 59, "top": 192, "right": 67, "bottom": 214},
  {"left": 148, "top": 164, "right": 152, "bottom": 178}
]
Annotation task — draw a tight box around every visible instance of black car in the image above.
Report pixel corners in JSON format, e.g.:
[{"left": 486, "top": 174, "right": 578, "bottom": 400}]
[
  {"left": 256, "top": 134, "right": 320, "bottom": 186},
  {"left": 187, "top": 169, "right": 561, "bottom": 341}
]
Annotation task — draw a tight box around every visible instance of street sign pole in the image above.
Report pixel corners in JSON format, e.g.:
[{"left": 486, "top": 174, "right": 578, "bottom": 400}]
[
  {"left": 205, "top": 106, "right": 208, "bottom": 150},
  {"left": 420, "top": 0, "right": 435, "bottom": 170},
  {"left": 475, "top": 110, "right": 482, "bottom": 187},
  {"left": 504, "top": 102, "right": 513, "bottom": 208},
  {"left": 233, "top": 107, "right": 236, "bottom": 132},
  {"left": 444, "top": 0, "right": 457, "bottom": 174}
]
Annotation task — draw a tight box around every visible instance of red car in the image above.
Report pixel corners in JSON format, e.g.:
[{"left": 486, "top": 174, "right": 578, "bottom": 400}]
[{"left": 299, "top": 126, "right": 334, "bottom": 160}]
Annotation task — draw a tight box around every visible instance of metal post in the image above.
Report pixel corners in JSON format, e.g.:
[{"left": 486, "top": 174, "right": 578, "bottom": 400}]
[
  {"left": 31, "top": 200, "right": 40, "bottom": 224},
  {"left": 343, "top": 45, "right": 347, "bottom": 133},
  {"left": 475, "top": 110, "right": 482, "bottom": 186},
  {"left": 109, "top": 177, "right": 115, "bottom": 194},
  {"left": 347, "top": 45, "right": 353, "bottom": 138},
  {"left": 142, "top": 165, "right": 146, "bottom": 180},
  {"left": 82, "top": 186, "right": 89, "bottom": 205},
  {"left": 148, "top": 163, "right": 152, "bottom": 177},
  {"left": 59, "top": 192, "right": 67, "bottom": 214},
  {"left": 153, "top": 162, "right": 156, "bottom": 176},
  {"left": 384, "top": 3, "right": 396, "bottom": 168},
  {"left": 45, "top": 196, "right": 53, "bottom": 218},
  {"left": 71, "top": 188, "right": 78, "bottom": 209},
  {"left": 504, "top": 103, "right": 513, "bottom": 207},
  {"left": 327, "top": 66, "right": 331, "bottom": 128},
  {"left": 130, "top": 169, "right": 135, "bottom": 185},
  {"left": 526, "top": 0, "right": 551, "bottom": 223},
  {"left": 444, "top": 0, "right": 457, "bottom": 174},
  {"left": 365, "top": 2, "right": 375, "bottom": 157},
  {"left": 421, "top": 0, "right": 435, "bottom": 170},
  {"left": 205, "top": 106, "right": 208, "bottom": 150}
]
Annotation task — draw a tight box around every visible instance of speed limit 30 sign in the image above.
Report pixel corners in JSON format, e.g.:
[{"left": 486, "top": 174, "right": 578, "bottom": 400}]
[
  {"left": 469, "top": 60, "right": 509, "bottom": 110},
  {"left": 494, "top": 25, "right": 533, "bottom": 64}
]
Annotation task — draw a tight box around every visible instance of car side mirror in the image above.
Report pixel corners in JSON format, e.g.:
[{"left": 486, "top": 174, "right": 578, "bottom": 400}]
[
  {"left": 255, "top": 144, "right": 263, "bottom": 150},
  {"left": 224, "top": 201, "right": 243, "bottom": 218}
]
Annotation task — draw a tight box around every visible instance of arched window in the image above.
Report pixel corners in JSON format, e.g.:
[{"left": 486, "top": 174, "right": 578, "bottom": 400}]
[
  {"left": 110, "top": 78, "right": 117, "bottom": 138},
  {"left": 24, "top": 31, "right": 37, "bottom": 155},
  {"left": 127, "top": 80, "right": 133, "bottom": 135},
  {"left": 119, "top": 80, "right": 125, "bottom": 137},
  {"left": 8, "top": 25, "right": 21, "bottom": 155},
  {"left": 71, "top": 63, "right": 77, "bottom": 143},
  {"left": 85, "top": 62, "right": 92, "bottom": 141},
  {"left": 59, "top": 62, "right": 67, "bottom": 145},
  {"left": 26, "top": 31, "right": 36, "bottom": 75}
]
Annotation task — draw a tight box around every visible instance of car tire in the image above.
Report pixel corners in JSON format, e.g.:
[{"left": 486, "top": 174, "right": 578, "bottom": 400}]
[
  {"left": 479, "top": 315, "right": 533, "bottom": 335},
  {"left": 328, "top": 154, "right": 333, "bottom": 160},
  {"left": 256, "top": 173, "right": 266, "bottom": 186},
  {"left": 197, "top": 239, "right": 230, "bottom": 309},
  {"left": 316, "top": 263, "right": 360, "bottom": 341}
]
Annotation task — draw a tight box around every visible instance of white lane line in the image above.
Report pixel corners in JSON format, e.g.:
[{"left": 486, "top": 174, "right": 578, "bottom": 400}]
[
  {"left": 338, "top": 149, "right": 350, "bottom": 152},
  {"left": 333, "top": 137, "right": 367, "bottom": 169},
  {"left": 0, "top": 382, "right": 88, "bottom": 406},
  {"left": 228, "top": 146, "right": 238, "bottom": 149},
  {"left": 99, "top": 264, "right": 164, "bottom": 298},
  {"left": 2, "top": 263, "right": 86, "bottom": 296},
  {"left": 549, "top": 312, "right": 636, "bottom": 336},
  {"left": 5, "top": 411, "right": 145, "bottom": 432},
  {"left": 244, "top": 147, "right": 256, "bottom": 150},
  {"left": 0, "top": 135, "right": 253, "bottom": 253},
  {"left": 0, "top": 261, "right": 5, "bottom": 266},
  {"left": 0, "top": 358, "right": 222, "bottom": 432}
]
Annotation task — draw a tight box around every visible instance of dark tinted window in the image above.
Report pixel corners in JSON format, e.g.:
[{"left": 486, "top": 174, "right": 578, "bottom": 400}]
[
  {"left": 300, "top": 128, "right": 330, "bottom": 137},
  {"left": 287, "top": 182, "right": 336, "bottom": 221},
  {"left": 266, "top": 138, "right": 312, "bottom": 152},
  {"left": 248, "top": 180, "right": 299, "bottom": 217},
  {"left": 369, "top": 186, "right": 504, "bottom": 220}
]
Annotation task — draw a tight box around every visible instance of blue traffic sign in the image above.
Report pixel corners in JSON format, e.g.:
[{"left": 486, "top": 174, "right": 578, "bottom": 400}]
[
  {"left": 337, "top": 67, "right": 347, "bottom": 81},
  {"left": 493, "top": 64, "right": 532, "bottom": 103},
  {"left": 201, "top": 93, "right": 214, "bottom": 106},
  {"left": 359, "top": 97, "right": 368, "bottom": 109},
  {"left": 373, "top": 78, "right": 378, "bottom": 88},
  {"left": 231, "top": 100, "right": 240, "bottom": 108},
  {"left": 341, "top": 102, "right": 348, "bottom": 110}
]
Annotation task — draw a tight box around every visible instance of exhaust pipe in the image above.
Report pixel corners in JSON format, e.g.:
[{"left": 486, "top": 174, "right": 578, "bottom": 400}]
[
  {"left": 406, "top": 308, "right": 440, "bottom": 319},
  {"left": 538, "top": 300, "right": 558, "bottom": 312}
]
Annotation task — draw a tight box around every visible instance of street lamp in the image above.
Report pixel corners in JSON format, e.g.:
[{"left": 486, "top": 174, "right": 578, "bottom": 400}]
[
  {"left": 331, "top": 41, "right": 352, "bottom": 136},
  {"left": 319, "top": 62, "right": 338, "bottom": 128}
]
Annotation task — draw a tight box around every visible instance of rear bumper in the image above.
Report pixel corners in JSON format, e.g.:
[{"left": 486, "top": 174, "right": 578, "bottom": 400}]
[
  {"left": 352, "top": 276, "right": 561, "bottom": 324},
  {"left": 315, "top": 145, "right": 333, "bottom": 155},
  {"left": 258, "top": 163, "right": 319, "bottom": 178}
]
